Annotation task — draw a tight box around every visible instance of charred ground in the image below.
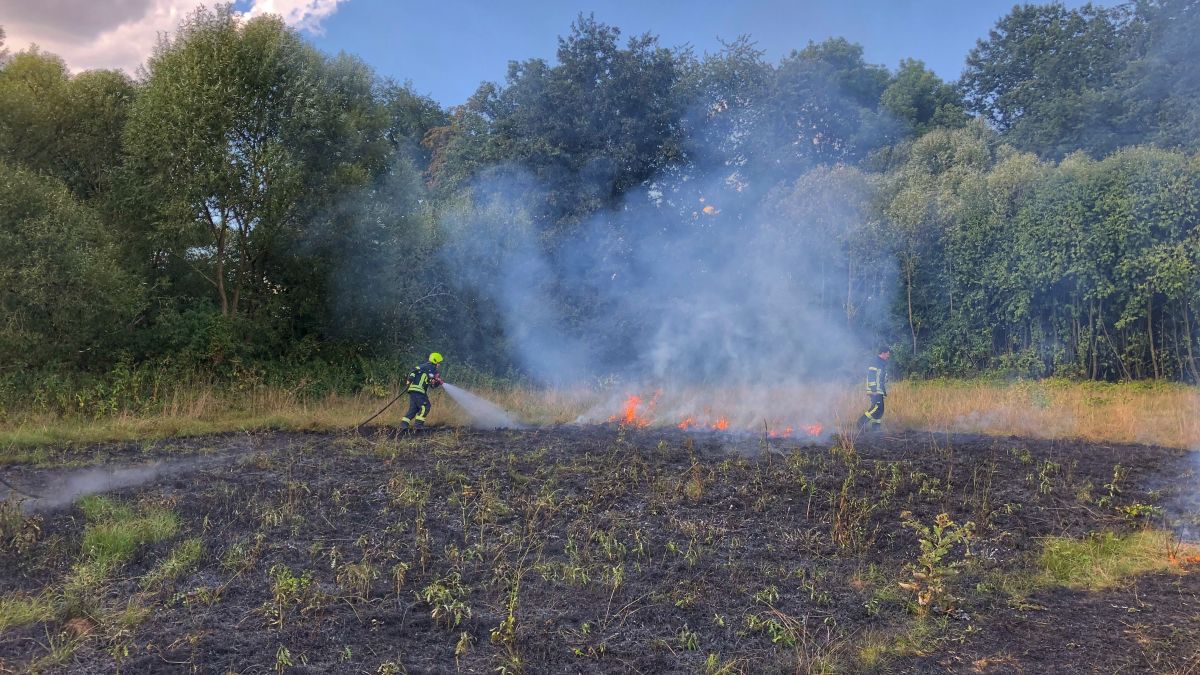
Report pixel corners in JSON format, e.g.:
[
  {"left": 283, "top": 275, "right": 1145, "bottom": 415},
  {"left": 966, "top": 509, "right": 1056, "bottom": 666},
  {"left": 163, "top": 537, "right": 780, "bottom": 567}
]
[{"left": 1, "top": 426, "right": 1198, "bottom": 674}]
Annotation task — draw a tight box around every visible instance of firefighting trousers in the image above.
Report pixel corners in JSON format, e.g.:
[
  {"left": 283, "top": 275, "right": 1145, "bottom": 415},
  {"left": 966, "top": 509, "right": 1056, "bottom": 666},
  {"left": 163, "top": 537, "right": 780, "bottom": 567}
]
[
  {"left": 858, "top": 394, "right": 885, "bottom": 430},
  {"left": 400, "top": 392, "right": 431, "bottom": 428}
]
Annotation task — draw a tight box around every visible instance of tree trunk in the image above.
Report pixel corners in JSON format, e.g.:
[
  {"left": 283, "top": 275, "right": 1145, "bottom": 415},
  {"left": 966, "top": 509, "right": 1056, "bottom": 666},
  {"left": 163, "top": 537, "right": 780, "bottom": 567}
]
[
  {"left": 1185, "top": 302, "right": 1200, "bottom": 383},
  {"left": 1148, "top": 295, "right": 1159, "bottom": 380},
  {"left": 906, "top": 260, "right": 917, "bottom": 355},
  {"left": 1089, "top": 302, "right": 1097, "bottom": 380},
  {"left": 216, "top": 227, "right": 228, "bottom": 317},
  {"left": 205, "top": 206, "right": 230, "bottom": 316}
]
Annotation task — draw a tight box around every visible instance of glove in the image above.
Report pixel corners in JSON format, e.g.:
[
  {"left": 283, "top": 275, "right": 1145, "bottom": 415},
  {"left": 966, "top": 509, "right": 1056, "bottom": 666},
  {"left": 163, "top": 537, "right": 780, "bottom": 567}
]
[{"left": 431, "top": 376, "right": 444, "bottom": 388}]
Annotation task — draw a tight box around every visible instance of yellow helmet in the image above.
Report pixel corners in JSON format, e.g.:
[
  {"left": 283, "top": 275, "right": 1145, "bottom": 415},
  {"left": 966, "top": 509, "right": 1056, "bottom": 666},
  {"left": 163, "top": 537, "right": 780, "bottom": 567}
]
[{"left": 428, "top": 352, "right": 443, "bottom": 364}]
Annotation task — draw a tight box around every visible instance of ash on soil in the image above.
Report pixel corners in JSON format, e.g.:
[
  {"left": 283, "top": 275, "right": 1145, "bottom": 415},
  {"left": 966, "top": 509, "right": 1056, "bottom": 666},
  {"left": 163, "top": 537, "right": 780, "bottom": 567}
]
[{"left": 1, "top": 426, "right": 1196, "bottom": 674}]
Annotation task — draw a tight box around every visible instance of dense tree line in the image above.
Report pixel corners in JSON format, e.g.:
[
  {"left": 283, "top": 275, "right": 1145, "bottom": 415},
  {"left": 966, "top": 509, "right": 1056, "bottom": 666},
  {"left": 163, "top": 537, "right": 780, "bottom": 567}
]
[{"left": 1, "top": 1, "right": 1199, "bottom": 402}]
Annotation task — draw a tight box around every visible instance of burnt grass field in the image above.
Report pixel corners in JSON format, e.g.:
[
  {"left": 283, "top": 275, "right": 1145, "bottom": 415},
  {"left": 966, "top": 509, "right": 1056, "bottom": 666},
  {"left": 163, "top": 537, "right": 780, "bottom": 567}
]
[{"left": 2, "top": 426, "right": 1199, "bottom": 674}]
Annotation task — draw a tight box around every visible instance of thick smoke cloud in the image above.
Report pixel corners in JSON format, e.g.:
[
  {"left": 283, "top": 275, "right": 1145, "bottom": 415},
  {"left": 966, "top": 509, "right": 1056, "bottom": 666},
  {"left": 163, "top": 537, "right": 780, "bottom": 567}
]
[{"left": 441, "top": 137, "right": 894, "bottom": 428}]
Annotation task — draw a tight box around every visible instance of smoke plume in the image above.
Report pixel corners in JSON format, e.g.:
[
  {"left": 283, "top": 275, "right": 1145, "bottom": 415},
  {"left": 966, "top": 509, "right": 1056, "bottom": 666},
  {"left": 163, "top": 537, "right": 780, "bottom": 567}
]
[{"left": 441, "top": 156, "right": 893, "bottom": 431}]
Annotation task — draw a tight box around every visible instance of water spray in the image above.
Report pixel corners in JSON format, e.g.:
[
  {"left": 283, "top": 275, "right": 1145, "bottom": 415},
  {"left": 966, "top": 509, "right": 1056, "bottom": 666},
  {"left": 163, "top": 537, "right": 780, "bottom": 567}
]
[
  {"left": 441, "top": 383, "right": 521, "bottom": 428},
  {"left": 354, "top": 380, "right": 521, "bottom": 430}
]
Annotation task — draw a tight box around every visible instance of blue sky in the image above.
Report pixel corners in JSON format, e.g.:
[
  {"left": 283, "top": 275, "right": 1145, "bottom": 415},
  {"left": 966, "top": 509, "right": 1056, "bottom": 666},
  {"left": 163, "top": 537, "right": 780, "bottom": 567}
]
[{"left": 304, "top": 0, "right": 1110, "bottom": 107}]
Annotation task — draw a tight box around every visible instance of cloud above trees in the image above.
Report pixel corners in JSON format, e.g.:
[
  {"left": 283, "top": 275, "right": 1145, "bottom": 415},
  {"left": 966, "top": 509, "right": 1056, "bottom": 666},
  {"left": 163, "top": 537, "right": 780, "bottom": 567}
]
[{"left": 0, "top": 0, "right": 347, "bottom": 74}]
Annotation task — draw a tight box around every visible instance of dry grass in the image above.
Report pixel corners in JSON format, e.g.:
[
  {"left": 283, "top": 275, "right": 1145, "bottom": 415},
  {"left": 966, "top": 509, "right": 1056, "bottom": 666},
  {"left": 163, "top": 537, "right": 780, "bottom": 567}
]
[
  {"left": 1, "top": 378, "right": 1197, "bottom": 453},
  {"left": 890, "top": 379, "right": 1200, "bottom": 449}
]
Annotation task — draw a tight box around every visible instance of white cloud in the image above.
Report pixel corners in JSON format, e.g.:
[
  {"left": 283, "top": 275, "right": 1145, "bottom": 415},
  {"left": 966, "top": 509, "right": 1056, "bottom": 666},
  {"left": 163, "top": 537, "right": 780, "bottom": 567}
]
[
  {"left": 0, "top": 0, "right": 348, "bottom": 75},
  {"left": 242, "top": 0, "right": 346, "bottom": 34}
]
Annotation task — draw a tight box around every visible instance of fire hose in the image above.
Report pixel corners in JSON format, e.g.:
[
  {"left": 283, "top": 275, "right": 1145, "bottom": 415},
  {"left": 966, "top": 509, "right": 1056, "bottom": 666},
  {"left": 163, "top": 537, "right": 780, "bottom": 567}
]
[{"left": 353, "top": 377, "right": 444, "bottom": 431}]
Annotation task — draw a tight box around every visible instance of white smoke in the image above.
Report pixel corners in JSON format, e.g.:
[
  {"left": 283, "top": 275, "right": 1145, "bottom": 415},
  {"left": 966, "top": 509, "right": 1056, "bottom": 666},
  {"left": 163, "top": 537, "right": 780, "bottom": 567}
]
[{"left": 441, "top": 158, "right": 892, "bottom": 431}]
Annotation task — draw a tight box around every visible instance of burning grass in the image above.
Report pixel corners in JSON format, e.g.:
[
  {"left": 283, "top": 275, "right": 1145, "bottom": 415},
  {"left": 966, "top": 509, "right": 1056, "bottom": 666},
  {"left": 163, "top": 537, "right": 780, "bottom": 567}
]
[{"left": 1, "top": 377, "right": 1199, "bottom": 456}]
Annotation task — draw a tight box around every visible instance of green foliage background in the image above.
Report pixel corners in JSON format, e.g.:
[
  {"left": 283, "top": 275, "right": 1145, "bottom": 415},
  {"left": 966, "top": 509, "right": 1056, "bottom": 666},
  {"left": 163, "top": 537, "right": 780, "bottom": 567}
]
[{"left": 2, "top": 2, "right": 1199, "bottom": 411}]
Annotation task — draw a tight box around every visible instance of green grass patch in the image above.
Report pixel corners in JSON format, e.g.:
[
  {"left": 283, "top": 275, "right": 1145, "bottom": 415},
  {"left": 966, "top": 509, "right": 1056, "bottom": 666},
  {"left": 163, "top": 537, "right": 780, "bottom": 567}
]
[
  {"left": 65, "top": 496, "right": 180, "bottom": 601},
  {"left": 0, "top": 594, "right": 53, "bottom": 631},
  {"left": 142, "top": 537, "right": 204, "bottom": 590},
  {"left": 78, "top": 496, "right": 178, "bottom": 567},
  {"left": 1038, "top": 530, "right": 1177, "bottom": 590}
]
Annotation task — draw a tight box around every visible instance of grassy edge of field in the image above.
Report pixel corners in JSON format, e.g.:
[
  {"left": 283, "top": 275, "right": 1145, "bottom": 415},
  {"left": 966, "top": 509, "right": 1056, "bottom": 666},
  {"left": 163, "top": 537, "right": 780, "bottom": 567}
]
[{"left": 1, "top": 378, "right": 1198, "bottom": 459}]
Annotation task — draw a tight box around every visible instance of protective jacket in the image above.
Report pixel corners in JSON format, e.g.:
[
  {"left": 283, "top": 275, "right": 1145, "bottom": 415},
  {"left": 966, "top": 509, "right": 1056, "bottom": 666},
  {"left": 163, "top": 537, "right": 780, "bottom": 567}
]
[
  {"left": 406, "top": 362, "right": 442, "bottom": 394},
  {"left": 866, "top": 356, "right": 888, "bottom": 396}
]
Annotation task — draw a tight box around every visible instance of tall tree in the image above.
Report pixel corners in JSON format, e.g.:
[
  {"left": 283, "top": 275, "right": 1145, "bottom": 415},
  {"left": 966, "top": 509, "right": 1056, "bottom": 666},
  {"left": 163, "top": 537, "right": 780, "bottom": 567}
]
[
  {"left": 880, "top": 59, "right": 967, "bottom": 136},
  {"left": 471, "top": 15, "right": 685, "bottom": 225},
  {"left": 122, "top": 6, "right": 386, "bottom": 324},
  {"left": 0, "top": 50, "right": 134, "bottom": 199},
  {"left": 961, "top": 3, "right": 1131, "bottom": 158},
  {"left": 763, "top": 38, "right": 894, "bottom": 171},
  {"left": 0, "top": 162, "right": 142, "bottom": 370},
  {"left": 1110, "top": 0, "right": 1200, "bottom": 152}
]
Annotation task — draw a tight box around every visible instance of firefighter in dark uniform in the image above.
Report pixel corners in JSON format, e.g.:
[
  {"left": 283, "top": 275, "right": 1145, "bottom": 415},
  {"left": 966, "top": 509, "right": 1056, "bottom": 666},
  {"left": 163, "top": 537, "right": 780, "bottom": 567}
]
[
  {"left": 400, "top": 352, "right": 443, "bottom": 430},
  {"left": 858, "top": 347, "right": 890, "bottom": 432}
]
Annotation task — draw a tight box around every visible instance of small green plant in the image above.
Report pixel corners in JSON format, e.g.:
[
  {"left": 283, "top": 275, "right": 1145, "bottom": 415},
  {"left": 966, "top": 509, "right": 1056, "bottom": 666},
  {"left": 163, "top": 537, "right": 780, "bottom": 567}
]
[
  {"left": 454, "top": 630, "right": 473, "bottom": 665},
  {"left": 702, "top": 652, "right": 739, "bottom": 674},
  {"left": 898, "top": 512, "right": 975, "bottom": 615},
  {"left": 336, "top": 559, "right": 379, "bottom": 602},
  {"left": 391, "top": 562, "right": 411, "bottom": 596},
  {"left": 1009, "top": 446, "right": 1033, "bottom": 465},
  {"left": 1098, "top": 463, "right": 1127, "bottom": 508},
  {"left": 265, "top": 565, "right": 315, "bottom": 629},
  {"left": 743, "top": 612, "right": 797, "bottom": 647},
  {"left": 1118, "top": 503, "right": 1163, "bottom": 521},
  {"left": 683, "top": 462, "right": 704, "bottom": 501},
  {"left": 678, "top": 624, "right": 700, "bottom": 651},
  {"left": 419, "top": 572, "right": 472, "bottom": 628},
  {"left": 753, "top": 585, "right": 780, "bottom": 605},
  {"left": 275, "top": 644, "right": 294, "bottom": 674},
  {"left": 489, "top": 578, "right": 523, "bottom": 672}
]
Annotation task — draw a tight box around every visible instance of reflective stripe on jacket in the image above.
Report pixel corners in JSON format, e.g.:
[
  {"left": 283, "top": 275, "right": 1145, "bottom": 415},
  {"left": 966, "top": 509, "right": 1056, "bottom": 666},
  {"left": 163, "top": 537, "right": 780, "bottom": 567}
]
[
  {"left": 406, "top": 362, "right": 440, "bottom": 394},
  {"left": 866, "top": 358, "right": 887, "bottom": 396}
]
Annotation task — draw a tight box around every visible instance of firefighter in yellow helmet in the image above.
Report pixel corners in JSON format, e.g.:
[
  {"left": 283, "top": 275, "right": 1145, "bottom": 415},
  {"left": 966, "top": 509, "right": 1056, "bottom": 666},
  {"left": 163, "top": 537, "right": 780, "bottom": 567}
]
[{"left": 400, "top": 352, "right": 444, "bottom": 430}]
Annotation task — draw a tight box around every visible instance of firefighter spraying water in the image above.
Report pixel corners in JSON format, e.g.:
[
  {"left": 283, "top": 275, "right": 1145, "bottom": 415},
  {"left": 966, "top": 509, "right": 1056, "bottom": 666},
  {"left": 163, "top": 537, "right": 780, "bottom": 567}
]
[
  {"left": 399, "top": 352, "right": 444, "bottom": 430},
  {"left": 355, "top": 352, "right": 520, "bottom": 431}
]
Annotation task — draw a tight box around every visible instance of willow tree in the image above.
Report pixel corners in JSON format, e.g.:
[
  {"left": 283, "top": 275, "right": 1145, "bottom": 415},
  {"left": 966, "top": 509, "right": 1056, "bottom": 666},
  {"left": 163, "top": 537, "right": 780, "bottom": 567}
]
[{"left": 123, "top": 6, "right": 385, "bottom": 320}]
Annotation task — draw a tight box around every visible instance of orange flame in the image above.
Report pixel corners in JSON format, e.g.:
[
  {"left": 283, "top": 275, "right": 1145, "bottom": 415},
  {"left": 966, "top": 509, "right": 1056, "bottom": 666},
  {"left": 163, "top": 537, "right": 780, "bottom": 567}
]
[
  {"left": 712, "top": 417, "right": 729, "bottom": 430},
  {"left": 806, "top": 424, "right": 823, "bottom": 437},
  {"left": 678, "top": 417, "right": 695, "bottom": 430},
  {"left": 1168, "top": 552, "right": 1200, "bottom": 567},
  {"left": 610, "top": 394, "right": 654, "bottom": 427}
]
